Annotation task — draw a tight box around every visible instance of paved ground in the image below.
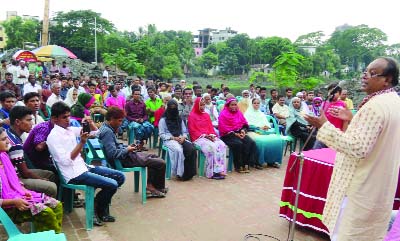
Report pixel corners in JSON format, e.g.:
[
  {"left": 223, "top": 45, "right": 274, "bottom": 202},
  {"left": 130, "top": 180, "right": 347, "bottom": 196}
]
[{"left": 1, "top": 145, "right": 330, "bottom": 241}]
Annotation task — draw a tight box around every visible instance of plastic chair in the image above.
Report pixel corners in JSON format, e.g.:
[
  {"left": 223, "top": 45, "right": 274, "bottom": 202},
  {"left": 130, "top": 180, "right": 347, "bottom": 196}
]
[
  {"left": 52, "top": 159, "right": 95, "bottom": 231},
  {"left": 160, "top": 144, "right": 172, "bottom": 179},
  {"left": 195, "top": 145, "right": 206, "bottom": 177},
  {"left": 87, "top": 139, "right": 147, "bottom": 204},
  {"left": 0, "top": 207, "right": 67, "bottom": 241},
  {"left": 266, "top": 115, "right": 296, "bottom": 156},
  {"left": 152, "top": 127, "right": 159, "bottom": 148},
  {"left": 227, "top": 148, "right": 234, "bottom": 172}
]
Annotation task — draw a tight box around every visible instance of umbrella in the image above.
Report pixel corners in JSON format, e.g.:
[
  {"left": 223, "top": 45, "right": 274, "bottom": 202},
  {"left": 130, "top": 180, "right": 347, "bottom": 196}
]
[
  {"left": 32, "top": 45, "right": 77, "bottom": 59},
  {"left": 12, "top": 50, "right": 38, "bottom": 62}
]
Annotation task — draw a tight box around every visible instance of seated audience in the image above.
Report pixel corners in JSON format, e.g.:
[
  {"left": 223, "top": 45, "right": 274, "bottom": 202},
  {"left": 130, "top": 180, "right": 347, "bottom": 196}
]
[
  {"left": 218, "top": 98, "right": 258, "bottom": 173},
  {"left": 272, "top": 95, "right": 290, "bottom": 125},
  {"left": 154, "top": 95, "right": 171, "bottom": 128},
  {"left": 125, "top": 89, "right": 154, "bottom": 149},
  {"left": 98, "top": 107, "right": 167, "bottom": 198},
  {"left": 178, "top": 88, "right": 194, "bottom": 124},
  {"left": 244, "top": 98, "right": 283, "bottom": 168},
  {"left": 47, "top": 102, "right": 125, "bottom": 225},
  {"left": 0, "top": 127, "right": 63, "bottom": 233},
  {"left": 6, "top": 106, "right": 57, "bottom": 197},
  {"left": 203, "top": 93, "right": 219, "bottom": 131},
  {"left": 24, "top": 92, "right": 45, "bottom": 126},
  {"left": 145, "top": 87, "right": 163, "bottom": 124},
  {"left": 46, "top": 83, "right": 62, "bottom": 108},
  {"left": 64, "top": 88, "right": 78, "bottom": 107},
  {"left": 237, "top": 90, "right": 251, "bottom": 113},
  {"left": 105, "top": 85, "right": 126, "bottom": 110},
  {"left": 311, "top": 97, "right": 323, "bottom": 116},
  {"left": 0, "top": 91, "right": 16, "bottom": 129},
  {"left": 23, "top": 74, "right": 42, "bottom": 95},
  {"left": 159, "top": 100, "right": 197, "bottom": 181},
  {"left": 286, "top": 97, "right": 316, "bottom": 151},
  {"left": 188, "top": 97, "right": 226, "bottom": 179},
  {"left": 39, "top": 89, "right": 52, "bottom": 121}
]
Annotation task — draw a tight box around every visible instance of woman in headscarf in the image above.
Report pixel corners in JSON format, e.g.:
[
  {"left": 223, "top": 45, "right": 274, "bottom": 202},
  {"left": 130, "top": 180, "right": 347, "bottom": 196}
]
[
  {"left": 218, "top": 98, "right": 258, "bottom": 173},
  {"left": 244, "top": 98, "right": 283, "bottom": 168},
  {"left": 188, "top": 97, "right": 226, "bottom": 179},
  {"left": 0, "top": 128, "right": 63, "bottom": 233},
  {"left": 64, "top": 88, "right": 78, "bottom": 107},
  {"left": 158, "top": 99, "right": 197, "bottom": 181},
  {"left": 70, "top": 93, "right": 96, "bottom": 122},
  {"left": 286, "top": 97, "right": 316, "bottom": 151},
  {"left": 312, "top": 97, "right": 323, "bottom": 116}
]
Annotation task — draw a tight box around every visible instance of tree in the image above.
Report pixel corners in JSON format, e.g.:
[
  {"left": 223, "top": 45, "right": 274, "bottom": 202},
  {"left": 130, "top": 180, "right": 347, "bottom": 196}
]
[
  {"left": 49, "top": 10, "right": 116, "bottom": 61},
  {"left": 294, "top": 31, "right": 325, "bottom": 46},
  {"left": 328, "top": 24, "right": 387, "bottom": 71},
  {"left": 198, "top": 52, "right": 218, "bottom": 70},
  {"left": 2, "top": 16, "right": 40, "bottom": 49},
  {"left": 102, "top": 49, "right": 145, "bottom": 76},
  {"left": 256, "top": 37, "right": 295, "bottom": 65},
  {"left": 268, "top": 52, "right": 304, "bottom": 88}
]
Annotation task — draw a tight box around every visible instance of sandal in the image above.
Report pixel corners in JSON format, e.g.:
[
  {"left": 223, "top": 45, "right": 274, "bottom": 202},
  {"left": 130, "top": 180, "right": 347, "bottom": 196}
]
[
  {"left": 212, "top": 173, "right": 225, "bottom": 180},
  {"left": 147, "top": 190, "right": 166, "bottom": 198},
  {"left": 159, "top": 187, "right": 169, "bottom": 194},
  {"left": 99, "top": 214, "right": 116, "bottom": 222}
]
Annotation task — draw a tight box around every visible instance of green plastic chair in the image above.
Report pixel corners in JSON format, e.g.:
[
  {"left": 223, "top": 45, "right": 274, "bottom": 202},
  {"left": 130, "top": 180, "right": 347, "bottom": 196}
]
[
  {"left": 161, "top": 144, "right": 172, "bottom": 179},
  {"left": 265, "top": 115, "right": 297, "bottom": 155},
  {"left": 53, "top": 159, "right": 95, "bottom": 231},
  {"left": 87, "top": 139, "right": 147, "bottom": 204},
  {"left": 0, "top": 207, "right": 67, "bottom": 241},
  {"left": 195, "top": 145, "right": 206, "bottom": 177}
]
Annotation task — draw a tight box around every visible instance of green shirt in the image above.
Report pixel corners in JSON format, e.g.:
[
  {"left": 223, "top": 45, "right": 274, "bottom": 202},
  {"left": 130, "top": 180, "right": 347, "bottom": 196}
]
[{"left": 145, "top": 98, "right": 163, "bottom": 123}]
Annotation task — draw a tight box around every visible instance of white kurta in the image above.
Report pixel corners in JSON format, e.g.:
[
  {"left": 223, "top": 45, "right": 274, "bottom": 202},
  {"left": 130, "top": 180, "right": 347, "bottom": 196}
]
[{"left": 317, "top": 92, "right": 400, "bottom": 240}]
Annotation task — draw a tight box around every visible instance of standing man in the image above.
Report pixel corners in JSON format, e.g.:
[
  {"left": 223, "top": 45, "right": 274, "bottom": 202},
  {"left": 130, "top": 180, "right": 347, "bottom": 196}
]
[
  {"left": 16, "top": 60, "right": 29, "bottom": 96},
  {"left": 340, "top": 89, "right": 354, "bottom": 110},
  {"left": 59, "top": 61, "right": 70, "bottom": 76},
  {"left": 305, "top": 57, "right": 400, "bottom": 240},
  {"left": 0, "top": 60, "right": 7, "bottom": 81},
  {"left": 103, "top": 66, "right": 110, "bottom": 83}
]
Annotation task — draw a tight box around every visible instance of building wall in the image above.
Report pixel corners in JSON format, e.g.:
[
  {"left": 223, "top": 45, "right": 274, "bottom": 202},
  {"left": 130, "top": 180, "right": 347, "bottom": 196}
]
[
  {"left": 0, "top": 23, "right": 6, "bottom": 52},
  {"left": 210, "top": 28, "right": 237, "bottom": 44}
]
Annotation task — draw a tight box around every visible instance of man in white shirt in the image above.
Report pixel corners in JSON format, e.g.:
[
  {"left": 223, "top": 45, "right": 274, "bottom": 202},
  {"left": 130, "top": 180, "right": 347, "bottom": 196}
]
[
  {"left": 102, "top": 66, "right": 110, "bottom": 82},
  {"left": 7, "top": 60, "right": 19, "bottom": 84},
  {"left": 46, "top": 83, "right": 63, "bottom": 108},
  {"left": 272, "top": 95, "right": 290, "bottom": 125},
  {"left": 16, "top": 60, "right": 29, "bottom": 95},
  {"left": 23, "top": 74, "right": 42, "bottom": 95},
  {"left": 47, "top": 102, "right": 125, "bottom": 225}
]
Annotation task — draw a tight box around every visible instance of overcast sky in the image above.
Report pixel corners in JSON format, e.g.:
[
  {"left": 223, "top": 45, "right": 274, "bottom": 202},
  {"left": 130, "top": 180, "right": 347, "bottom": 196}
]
[{"left": 3, "top": 0, "right": 400, "bottom": 44}]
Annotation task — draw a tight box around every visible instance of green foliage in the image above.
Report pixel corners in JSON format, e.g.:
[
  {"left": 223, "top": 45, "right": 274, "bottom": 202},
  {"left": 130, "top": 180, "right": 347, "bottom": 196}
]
[
  {"left": 295, "top": 31, "right": 325, "bottom": 46},
  {"left": 2, "top": 16, "right": 40, "bottom": 49},
  {"left": 269, "top": 52, "right": 304, "bottom": 88},
  {"left": 50, "top": 10, "right": 116, "bottom": 62},
  {"left": 248, "top": 71, "right": 268, "bottom": 83},
  {"left": 298, "top": 77, "right": 325, "bottom": 90},
  {"left": 328, "top": 24, "right": 387, "bottom": 70},
  {"left": 102, "top": 49, "right": 145, "bottom": 76}
]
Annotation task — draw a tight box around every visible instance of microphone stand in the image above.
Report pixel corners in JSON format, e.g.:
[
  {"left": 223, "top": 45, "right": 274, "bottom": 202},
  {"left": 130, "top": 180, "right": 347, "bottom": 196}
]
[{"left": 287, "top": 126, "right": 316, "bottom": 241}]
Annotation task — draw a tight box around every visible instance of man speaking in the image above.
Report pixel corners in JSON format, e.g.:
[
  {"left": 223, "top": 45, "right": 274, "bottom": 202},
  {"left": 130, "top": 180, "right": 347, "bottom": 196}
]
[{"left": 305, "top": 57, "right": 400, "bottom": 241}]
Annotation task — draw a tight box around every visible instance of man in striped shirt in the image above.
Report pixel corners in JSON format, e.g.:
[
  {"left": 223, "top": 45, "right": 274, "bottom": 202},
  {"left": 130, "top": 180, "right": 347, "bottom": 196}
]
[{"left": 6, "top": 106, "right": 57, "bottom": 197}]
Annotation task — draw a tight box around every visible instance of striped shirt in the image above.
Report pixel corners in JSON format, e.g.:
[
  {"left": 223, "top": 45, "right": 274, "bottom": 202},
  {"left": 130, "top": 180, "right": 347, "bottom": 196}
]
[{"left": 6, "top": 128, "right": 25, "bottom": 176}]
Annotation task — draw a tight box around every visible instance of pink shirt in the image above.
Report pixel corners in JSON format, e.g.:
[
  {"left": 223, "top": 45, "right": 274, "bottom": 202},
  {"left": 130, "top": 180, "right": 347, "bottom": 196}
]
[
  {"left": 106, "top": 95, "right": 126, "bottom": 109},
  {"left": 324, "top": 100, "right": 347, "bottom": 130}
]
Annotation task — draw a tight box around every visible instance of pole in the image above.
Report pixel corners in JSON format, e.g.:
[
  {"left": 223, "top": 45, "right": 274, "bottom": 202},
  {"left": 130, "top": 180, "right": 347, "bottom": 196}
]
[
  {"left": 41, "top": 0, "right": 50, "bottom": 46},
  {"left": 94, "top": 16, "right": 97, "bottom": 64}
]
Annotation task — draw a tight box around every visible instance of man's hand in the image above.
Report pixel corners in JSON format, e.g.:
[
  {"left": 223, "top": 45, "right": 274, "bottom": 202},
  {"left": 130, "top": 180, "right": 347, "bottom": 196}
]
[
  {"left": 127, "top": 145, "right": 137, "bottom": 152},
  {"left": 13, "top": 198, "right": 30, "bottom": 211},
  {"left": 80, "top": 132, "right": 91, "bottom": 144},
  {"left": 262, "top": 126, "right": 270, "bottom": 130},
  {"left": 2, "top": 118, "right": 10, "bottom": 126},
  {"left": 304, "top": 112, "right": 328, "bottom": 129},
  {"left": 178, "top": 136, "right": 185, "bottom": 144},
  {"left": 328, "top": 107, "right": 353, "bottom": 121}
]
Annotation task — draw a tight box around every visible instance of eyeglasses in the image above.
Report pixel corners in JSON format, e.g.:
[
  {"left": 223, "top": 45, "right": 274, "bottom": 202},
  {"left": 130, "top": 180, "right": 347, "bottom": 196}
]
[{"left": 362, "top": 70, "right": 387, "bottom": 78}]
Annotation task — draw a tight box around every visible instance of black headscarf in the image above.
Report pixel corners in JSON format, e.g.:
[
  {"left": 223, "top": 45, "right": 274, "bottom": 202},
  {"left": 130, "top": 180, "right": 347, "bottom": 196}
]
[{"left": 163, "top": 99, "right": 182, "bottom": 137}]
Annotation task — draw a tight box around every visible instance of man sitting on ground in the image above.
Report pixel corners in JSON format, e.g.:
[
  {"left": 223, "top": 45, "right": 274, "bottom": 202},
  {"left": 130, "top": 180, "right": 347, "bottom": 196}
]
[
  {"left": 47, "top": 102, "right": 125, "bottom": 225},
  {"left": 98, "top": 107, "right": 167, "bottom": 198},
  {"left": 6, "top": 106, "right": 57, "bottom": 197}
]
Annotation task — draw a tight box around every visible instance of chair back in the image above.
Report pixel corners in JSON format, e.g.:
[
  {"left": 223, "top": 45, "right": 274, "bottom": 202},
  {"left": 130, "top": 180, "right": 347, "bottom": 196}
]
[
  {"left": 266, "top": 115, "right": 280, "bottom": 135},
  {"left": 0, "top": 206, "right": 21, "bottom": 238}
]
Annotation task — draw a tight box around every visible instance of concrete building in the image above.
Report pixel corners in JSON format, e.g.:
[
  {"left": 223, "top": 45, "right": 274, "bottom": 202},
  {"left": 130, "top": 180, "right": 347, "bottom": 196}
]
[
  {"left": 0, "top": 24, "right": 6, "bottom": 52},
  {"left": 210, "top": 27, "right": 237, "bottom": 44}
]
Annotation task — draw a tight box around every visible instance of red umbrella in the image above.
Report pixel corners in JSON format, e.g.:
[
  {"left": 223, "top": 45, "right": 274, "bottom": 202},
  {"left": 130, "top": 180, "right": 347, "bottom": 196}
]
[{"left": 12, "top": 50, "right": 38, "bottom": 62}]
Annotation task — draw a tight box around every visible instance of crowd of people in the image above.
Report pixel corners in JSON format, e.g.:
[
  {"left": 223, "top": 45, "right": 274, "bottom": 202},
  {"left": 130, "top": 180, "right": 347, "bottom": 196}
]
[{"left": 1, "top": 56, "right": 399, "bottom": 240}]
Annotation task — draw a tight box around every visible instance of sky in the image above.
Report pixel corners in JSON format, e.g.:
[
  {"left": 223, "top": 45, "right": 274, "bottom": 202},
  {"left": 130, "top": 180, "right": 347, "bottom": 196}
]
[{"left": 3, "top": 0, "right": 400, "bottom": 44}]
